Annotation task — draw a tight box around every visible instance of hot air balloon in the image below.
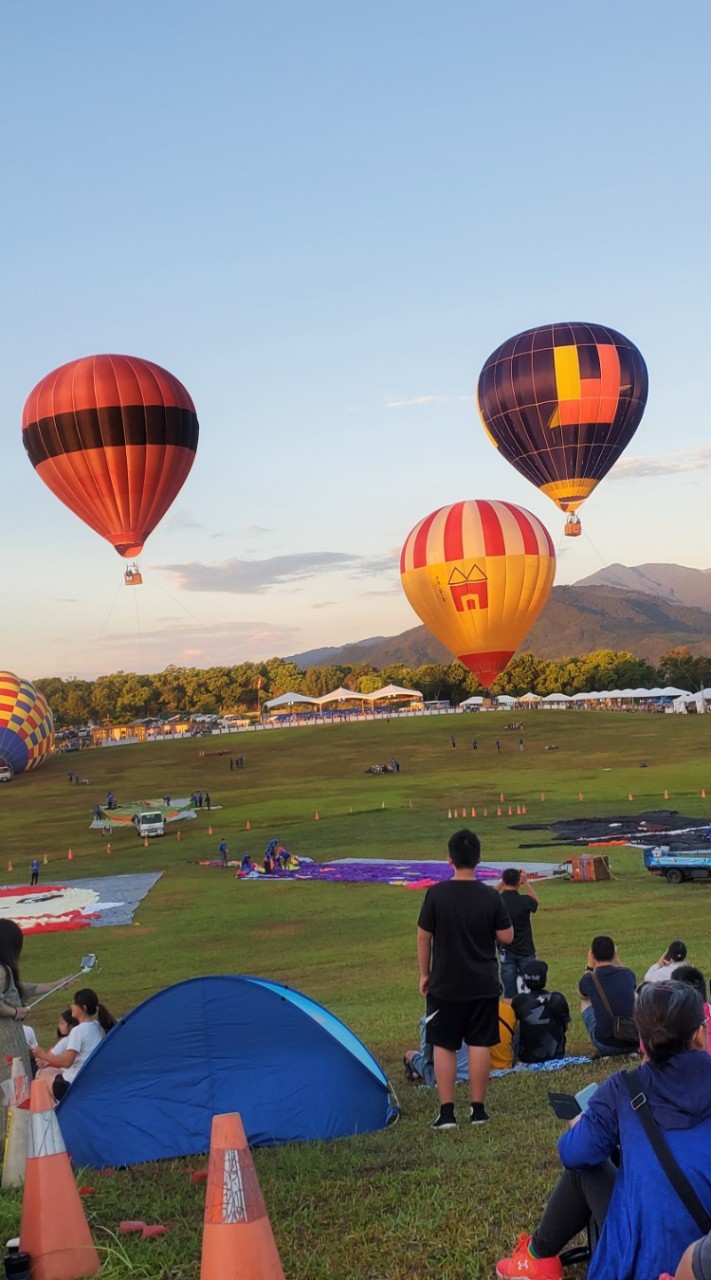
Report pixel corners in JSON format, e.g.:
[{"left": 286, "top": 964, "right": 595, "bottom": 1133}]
[
  {"left": 477, "top": 323, "right": 648, "bottom": 536},
  {"left": 400, "top": 500, "right": 555, "bottom": 686},
  {"left": 22, "top": 354, "right": 199, "bottom": 581},
  {"left": 0, "top": 673, "right": 54, "bottom": 776}
]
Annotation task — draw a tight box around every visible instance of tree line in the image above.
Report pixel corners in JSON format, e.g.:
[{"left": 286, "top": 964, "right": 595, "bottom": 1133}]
[{"left": 34, "top": 646, "right": 711, "bottom": 728}]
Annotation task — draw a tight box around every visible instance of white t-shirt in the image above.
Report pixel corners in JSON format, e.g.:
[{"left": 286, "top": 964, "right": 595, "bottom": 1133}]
[
  {"left": 644, "top": 960, "right": 683, "bottom": 984},
  {"left": 61, "top": 1020, "right": 104, "bottom": 1083}
]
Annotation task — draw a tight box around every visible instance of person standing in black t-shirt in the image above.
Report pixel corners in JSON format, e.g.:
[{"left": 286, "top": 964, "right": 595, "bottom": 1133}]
[
  {"left": 497, "top": 868, "right": 539, "bottom": 999},
  {"left": 417, "top": 828, "right": 513, "bottom": 1129}
]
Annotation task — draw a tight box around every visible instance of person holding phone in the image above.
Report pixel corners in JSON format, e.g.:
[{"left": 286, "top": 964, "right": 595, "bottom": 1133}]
[
  {"left": 497, "top": 869, "right": 540, "bottom": 999},
  {"left": 496, "top": 982, "right": 711, "bottom": 1280}
]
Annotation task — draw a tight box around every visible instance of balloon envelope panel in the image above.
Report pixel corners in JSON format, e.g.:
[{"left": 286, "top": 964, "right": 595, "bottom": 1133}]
[
  {"left": 0, "top": 673, "right": 54, "bottom": 774},
  {"left": 22, "top": 354, "right": 199, "bottom": 557},
  {"left": 400, "top": 500, "right": 556, "bottom": 686},
  {"left": 477, "top": 323, "right": 648, "bottom": 512}
]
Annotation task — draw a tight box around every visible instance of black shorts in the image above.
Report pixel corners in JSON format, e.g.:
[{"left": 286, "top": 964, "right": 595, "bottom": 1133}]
[{"left": 425, "top": 996, "right": 500, "bottom": 1050}]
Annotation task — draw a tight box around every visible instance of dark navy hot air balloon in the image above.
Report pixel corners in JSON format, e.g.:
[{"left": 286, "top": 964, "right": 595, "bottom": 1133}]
[
  {"left": 477, "top": 323, "right": 648, "bottom": 536},
  {"left": 22, "top": 355, "right": 199, "bottom": 574}
]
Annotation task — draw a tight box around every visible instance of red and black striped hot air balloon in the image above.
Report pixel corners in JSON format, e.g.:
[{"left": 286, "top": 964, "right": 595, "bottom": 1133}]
[{"left": 22, "top": 354, "right": 199, "bottom": 560}]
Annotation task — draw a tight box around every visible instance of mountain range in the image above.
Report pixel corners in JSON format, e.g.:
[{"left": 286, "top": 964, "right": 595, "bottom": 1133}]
[{"left": 290, "top": 564, "right": 711, "bottom": 669}]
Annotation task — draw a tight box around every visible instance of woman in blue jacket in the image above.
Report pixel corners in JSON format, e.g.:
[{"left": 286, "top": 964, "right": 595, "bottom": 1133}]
[{"left": 496, "top": 981, "right": 711, "bottom": 1280}]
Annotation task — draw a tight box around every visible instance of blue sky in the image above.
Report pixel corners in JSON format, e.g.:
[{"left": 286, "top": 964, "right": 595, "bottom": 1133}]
[{"left": 2, "top": 2, "right": 710, "bottom": 679}]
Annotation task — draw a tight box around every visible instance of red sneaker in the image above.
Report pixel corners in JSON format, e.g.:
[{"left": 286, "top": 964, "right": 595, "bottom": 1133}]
[{"left": 496, "top": 1234, "right": 564, "bottom": 1279}]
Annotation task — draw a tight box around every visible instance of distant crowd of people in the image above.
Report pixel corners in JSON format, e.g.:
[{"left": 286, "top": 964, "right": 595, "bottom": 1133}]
[{"left": 411, "top": 828, "right": 711, "bottom": 1280}]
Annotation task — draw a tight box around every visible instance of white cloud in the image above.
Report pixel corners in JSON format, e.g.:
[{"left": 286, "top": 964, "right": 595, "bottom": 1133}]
[
  {"left": 165, "top": 509, "right": 203, "bottom": 530},
  {"left": 386, "top": 394, "right": 474, "bottom": 409},
  {"left": 610, "top": 446, "right": 711, "bottom": 480},
  {"left": 156, "top": 551, "right": 397, "bottom": 595}
]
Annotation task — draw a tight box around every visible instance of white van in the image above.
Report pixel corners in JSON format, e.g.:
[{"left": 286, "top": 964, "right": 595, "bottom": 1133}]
[
  {"left": 0, "top": 766, "right": 13, "bottom": 783},
  {"left": 136, "top": 811, "right": 165, "bottom": 838}
]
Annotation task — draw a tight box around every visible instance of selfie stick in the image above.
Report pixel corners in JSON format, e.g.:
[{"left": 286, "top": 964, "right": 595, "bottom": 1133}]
[{"left": 27, "top": 953, "right": 98, "bottom": 1010}]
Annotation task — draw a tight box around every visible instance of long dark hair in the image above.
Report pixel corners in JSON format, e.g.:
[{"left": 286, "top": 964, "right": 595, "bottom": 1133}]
[
  {"left": 74, "top": 987, "right": 117, "bottom": 1033},
  {"left": 635, "top": 980, "right": 705, "bottom": 1065},
  {"left": 0, "top": 920, "right": 24, "bottom": 998},
  {"left": 57, "top": 1009, "right": 78, "bottom": 1037}
]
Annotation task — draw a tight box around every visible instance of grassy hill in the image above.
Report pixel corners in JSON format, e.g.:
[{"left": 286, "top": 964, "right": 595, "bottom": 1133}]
[{"left": 1, "top": 712, "right": 711, "bottom": 1277}]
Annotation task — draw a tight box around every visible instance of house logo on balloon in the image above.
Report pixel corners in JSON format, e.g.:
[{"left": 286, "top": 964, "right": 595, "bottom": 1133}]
[
  {"left": 400, "top": 322, "right": 648, "bottom": 688},
  {"left": 447, "top": 566, "right": 488, "bottom": 613}
]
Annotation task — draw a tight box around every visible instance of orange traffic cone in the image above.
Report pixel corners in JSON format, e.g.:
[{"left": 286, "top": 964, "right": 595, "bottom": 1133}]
[
  {"left": 106, "top": 843, "right": 112, "bottom": 856},
  {"left": 507, "top": 805, "right": 512, "bottom": 816},
  {"left": 578, "top": 792, "right": 584, "bottom": 802},
  {"left": 20, "top": 1079, "right": 100, "bottom": 1278},
  {"left": 522, "top": 805, "right": 527, "bottom": 815},
  {"left": 176, "top": 829, "right": 182, "bottom": 841},
  {"left": 314, "top": 811, "right": 320, "bottom": 821},
  {"left": 628, "top": 793, "right": 633, "bottom": 802},
  {"left": 67, "top": 849, "right": 74, "bottom": 861},
  {"left": 408, "top": 799, "right": 413, "bottom": 809},
  {"left": 43, "top": 854, "right": 48, "bottom": 865},
  {"left": 245, "top": 819, "right": 251, "bottom": 831},
  {"left": 208, "top": 825, "right": 213, "bottom": 837},
  {"left": 447, "top": 809, "right": 452, "bottom": 819},
  {"left": 516, "top": 804, "right": 521, "bottom": 815},
  {"left": 483, "top": 807, "right": 488, "bottom": 817},
  {"left": 461, "top": 807, "right": 467, "bottom": 818},
  {"left": 453, "top": 809, "right": 458, "bottom": 819},
  {"left": 664, "top": 789, "right": 669, "bottom": 801},
  {"left": 144, "top": 837, "right": 149, "bottom": 848},
  {"left": 540, "top": 793, "right": 545, "bottom": 803},
  {"left": 497, "top": 807, "right": 502, "bottom": 817},
  {"left": 471, "top": 807, "right": 477, "bottom": 818},
  {"left": 499, "top": 793, "right": 505, "bottom": 803},
  {"left": 7, "top": 861, "right": 13, "bottom": 873},
  {"left": 200, "top": 1112, "right": 285, "bottom": 1280},
  {"left": 703, "top": 789, "right": 707, "bottom": 800}
]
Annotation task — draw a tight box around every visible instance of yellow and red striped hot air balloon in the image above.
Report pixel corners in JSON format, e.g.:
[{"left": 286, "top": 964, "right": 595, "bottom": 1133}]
[
  {"left": 400, "top": 500, "right": 555, "bottom": 686},
  {"left": 22, "top": 354, "right": 199, "bottom": 564}
]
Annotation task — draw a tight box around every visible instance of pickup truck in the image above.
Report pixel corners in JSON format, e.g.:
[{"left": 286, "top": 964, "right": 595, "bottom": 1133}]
[
  {"left": 643, "top": 845, "right": 711, "bottom": 884},
  {"left": 0, "top": 766, "right": 13, "bottom": 783}
]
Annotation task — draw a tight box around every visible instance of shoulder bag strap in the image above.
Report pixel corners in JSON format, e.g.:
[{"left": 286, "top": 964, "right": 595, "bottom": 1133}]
[
  {"left": 590, "top": 968, "right": 614, "bottom": 1020},
  {"left": 623, "top": 1068, "right": 711, "bottom": 1234}
]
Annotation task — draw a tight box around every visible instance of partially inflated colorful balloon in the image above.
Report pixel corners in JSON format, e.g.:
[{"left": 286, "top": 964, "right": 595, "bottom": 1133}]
[
  {"left": 0, "top": 673, "right": 54, "bottom": 774},
  {"left": 400, "top": 500, "right": 555, "bottom": 686},
  {"left": 22, "top": 354, "right": 199, "bottom": 558},
  {"left": 477, "top": 323, "right": 647, "bottom": 533}
]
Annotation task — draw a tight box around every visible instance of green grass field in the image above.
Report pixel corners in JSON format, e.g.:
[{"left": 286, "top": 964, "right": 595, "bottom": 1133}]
[{"left": 1, "top": 710, "right": 711, "bottom": 1278}]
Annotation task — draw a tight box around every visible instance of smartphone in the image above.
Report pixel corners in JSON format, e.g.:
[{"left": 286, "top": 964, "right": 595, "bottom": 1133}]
[
  {"left": 548, "top": 1092, "right": 581, "bottom": 1120},
  {"left": 548, "top": 1082, "right": 598, "bottom": 1120}
]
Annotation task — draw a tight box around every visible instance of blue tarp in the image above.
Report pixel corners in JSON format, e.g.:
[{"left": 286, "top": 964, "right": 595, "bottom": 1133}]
[{"left": 57, "top": 975, "right": 396, "bottom": 1168}]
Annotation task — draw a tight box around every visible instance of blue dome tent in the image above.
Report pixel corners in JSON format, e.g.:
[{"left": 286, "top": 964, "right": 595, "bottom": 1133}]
[{"left": 57, "top": 975, "right": 397, "bottom": 1168}]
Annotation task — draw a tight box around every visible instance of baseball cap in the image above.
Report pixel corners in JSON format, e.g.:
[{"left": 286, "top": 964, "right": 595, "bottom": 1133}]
[{"left": 522, "top": 960, "right": 548, "bottom": 989}]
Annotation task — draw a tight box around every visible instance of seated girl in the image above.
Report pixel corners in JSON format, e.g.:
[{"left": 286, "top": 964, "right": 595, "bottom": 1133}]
[
  {"left": 34, "top": 988, "right": 116, "bottom": 1103},
  {"left": 496, "top": 981, "right": 711, "bottom": 1280}
]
